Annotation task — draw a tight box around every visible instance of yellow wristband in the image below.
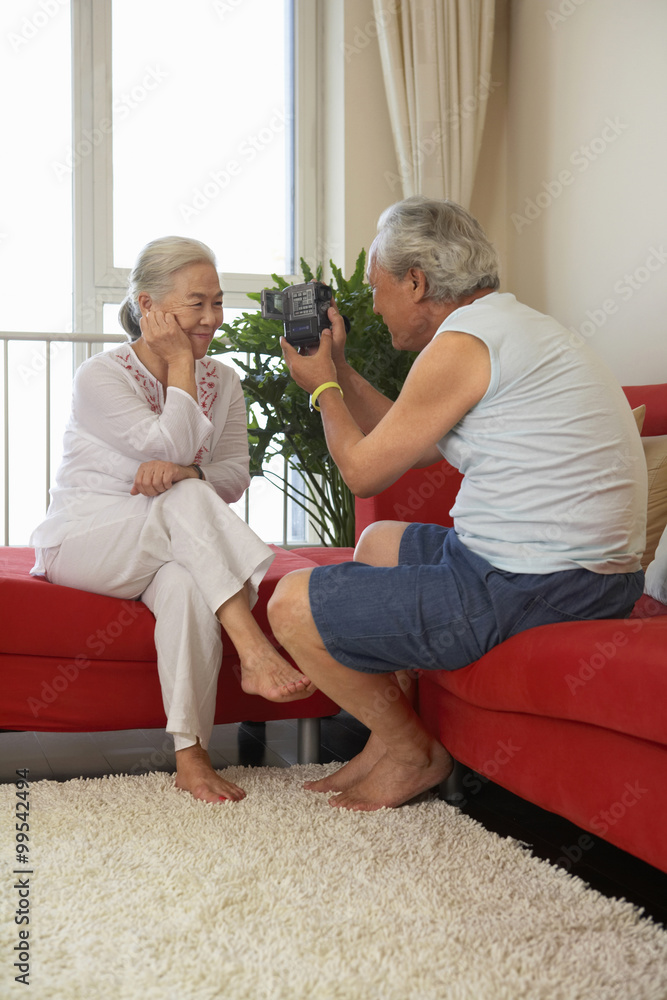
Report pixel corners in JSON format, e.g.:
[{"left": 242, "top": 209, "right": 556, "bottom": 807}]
[{"left": 310, "top": 381, "right": 343, "bottom": 411}]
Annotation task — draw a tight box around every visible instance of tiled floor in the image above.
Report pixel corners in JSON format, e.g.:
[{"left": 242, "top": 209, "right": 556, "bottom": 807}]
[
  {"left": 0, "top": 712, "right": 369, "bottom": 784},
  {"left": 2, "top": 712, "right": 665, "bottom": 927}
]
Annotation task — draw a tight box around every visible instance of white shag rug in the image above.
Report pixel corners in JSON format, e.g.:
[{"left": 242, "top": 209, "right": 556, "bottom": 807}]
[{"left": 2, "top": 764, "right": 667, "bottom": 1000}]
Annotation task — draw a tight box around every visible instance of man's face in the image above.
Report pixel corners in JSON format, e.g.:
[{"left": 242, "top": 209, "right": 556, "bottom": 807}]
[{"left": 367, "top": 262, "right": 422, "bottom": 351}]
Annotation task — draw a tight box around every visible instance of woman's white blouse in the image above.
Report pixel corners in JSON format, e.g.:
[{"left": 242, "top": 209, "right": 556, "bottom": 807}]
[{"left": 30, "top": 344, "right": 251, "bottom": 551}]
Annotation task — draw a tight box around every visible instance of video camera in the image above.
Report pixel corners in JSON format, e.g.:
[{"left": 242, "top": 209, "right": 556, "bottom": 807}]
[{"left": 260, "top": 281, "right": 334, "bottom": 350}]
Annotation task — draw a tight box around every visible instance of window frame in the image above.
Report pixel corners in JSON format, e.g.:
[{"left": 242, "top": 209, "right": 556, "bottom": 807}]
[{"left": 71, "top": 0, "right": 319, "bottom": 341}]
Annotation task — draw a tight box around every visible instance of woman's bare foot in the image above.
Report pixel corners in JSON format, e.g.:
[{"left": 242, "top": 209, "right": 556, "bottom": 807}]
[
  {"left": 239, "top": 641, "right": 316, "bottom": 702},
  {"left": 329, "top": 740, "right": 454, "bottom": 812},
  {"left": 175, "top": 742, "right": 245, "bottom": 803},
  {"left": 304, "top": 733, "right": 387, "bottom": 793}
]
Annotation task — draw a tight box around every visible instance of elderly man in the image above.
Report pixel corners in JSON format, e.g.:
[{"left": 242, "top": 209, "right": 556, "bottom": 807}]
[{"left": 268, "top": 196, "right": 646, "bottom": 812}]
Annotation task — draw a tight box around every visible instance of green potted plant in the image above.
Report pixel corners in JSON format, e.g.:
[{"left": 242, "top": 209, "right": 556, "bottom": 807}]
[{"left": 208, "top": 250, "right": 415, "bottom": 547}]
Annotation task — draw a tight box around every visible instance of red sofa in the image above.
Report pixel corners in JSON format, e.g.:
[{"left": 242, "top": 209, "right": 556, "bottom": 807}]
[
  {"left": 0, "top": 545, "right": 339, "bottom": 762},
  {"left": 353, "top": 383, "right": 667, "bottom": 874}
]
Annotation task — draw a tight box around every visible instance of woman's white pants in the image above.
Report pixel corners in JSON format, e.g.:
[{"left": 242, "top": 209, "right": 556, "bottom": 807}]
[{"left": 41, "top": 480, "right": 275, "bottom": 752}]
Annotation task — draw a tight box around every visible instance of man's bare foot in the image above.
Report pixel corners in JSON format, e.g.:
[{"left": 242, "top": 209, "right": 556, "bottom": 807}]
[
  {"left": 304, "top": 733, "right": 387, "bottom": 793},
  {"left": 175, "top": 742, "right": 245, "bottom": 803},
  {"left": 239, "top": 642, "right": 316, "bottom": 703},
  {"left": 329, "top": 740, "right": 453, "bottom": 812}
]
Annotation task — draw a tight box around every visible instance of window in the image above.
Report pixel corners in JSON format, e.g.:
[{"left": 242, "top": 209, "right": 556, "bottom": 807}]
[
  {"left": 0, "top": 1, "right": 73, "bottom": 335},
  {"left": 111, "top": 0, "right": 291, "bottom": 276},
  {"left": 0, "top": 0, "right": 316, "bottom": 330},
  {"left": 74, "top": 0, "right": 317, "bottom": 326},
  {"left": 0, "top": 0, "right": 319, "bottom": 545}
]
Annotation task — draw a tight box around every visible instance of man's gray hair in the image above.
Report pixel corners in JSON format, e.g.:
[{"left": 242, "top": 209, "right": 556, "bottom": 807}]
[
  {"left": 118, "top": 236, "right": 218, "bottom": 341},
  {"left": 369, "top": 196, "right": 500, "bottom": 303}
]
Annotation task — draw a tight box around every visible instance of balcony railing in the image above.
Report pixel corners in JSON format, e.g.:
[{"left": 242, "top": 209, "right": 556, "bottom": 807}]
[{"left": 0, "top": 331, "right": 308, "bottom": 548}]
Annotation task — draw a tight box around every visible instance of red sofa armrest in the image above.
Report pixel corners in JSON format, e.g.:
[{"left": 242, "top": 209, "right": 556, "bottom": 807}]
[{"left": 354, "top": 459, "right": 462, "bottom": 543}]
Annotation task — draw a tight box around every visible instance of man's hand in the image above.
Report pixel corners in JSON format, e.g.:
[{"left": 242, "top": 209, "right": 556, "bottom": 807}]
[
  {"left": 131, "top": 460, "right": 196, "bottom": 496},
  {"left": 327, "top": 302, "right": 349, "bottom": 373},
  {"left": 281, "top": 327, "right": 338, "bottom": 395}
]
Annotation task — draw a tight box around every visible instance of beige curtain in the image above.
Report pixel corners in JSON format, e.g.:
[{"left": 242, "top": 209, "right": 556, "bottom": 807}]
[{"left": 373, "top": 0, "right": 496, "bottom": 207}]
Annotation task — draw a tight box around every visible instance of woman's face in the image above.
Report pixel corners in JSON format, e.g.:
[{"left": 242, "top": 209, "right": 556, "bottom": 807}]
[{"left": 149, "top": 262, "right": 223, "bottom": 360}]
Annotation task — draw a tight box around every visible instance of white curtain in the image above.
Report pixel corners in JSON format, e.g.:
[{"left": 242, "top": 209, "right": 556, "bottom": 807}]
[{"left": 373, "top": 0, "right": 496, "bottom": 207}]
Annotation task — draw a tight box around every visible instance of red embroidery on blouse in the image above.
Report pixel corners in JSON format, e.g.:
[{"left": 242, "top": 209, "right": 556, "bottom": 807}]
[
  {"left": 194, "top": 358, "right": 219, "bottom": 463},
  {"left": 113, "top": 350, "right": 219, "bottom": 463},
  {"left": 197, "top": 358, "right": 219, "bottom": 418},
  {"left": 114, "top": 349, "right": 161, "bottom": 413}
]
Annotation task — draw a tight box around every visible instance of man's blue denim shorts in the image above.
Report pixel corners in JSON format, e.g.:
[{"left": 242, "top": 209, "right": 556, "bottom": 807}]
[{"left": 307, "top": 523, "right": 644, "bottom": 674}]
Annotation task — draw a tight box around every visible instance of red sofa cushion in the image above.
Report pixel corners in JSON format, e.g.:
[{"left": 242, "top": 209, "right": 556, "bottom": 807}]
[
  {"left": 0, "top": 545, "right": 319, "bottom": 661},
  {"left": 421, "top": 602, "right": 667, "bottom": 746},
  {"left": 290, "top": 546, "right": 355, "bottom": 565},
  {"left": 1, "top": 544, "right": 343, "bottom": 733}
]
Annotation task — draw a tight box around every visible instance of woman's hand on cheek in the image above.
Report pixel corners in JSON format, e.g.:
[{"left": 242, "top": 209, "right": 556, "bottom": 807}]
[
  {"left": 281, "top": 329, "right": 338, "bottom": 394},
  {"left": 140, "top": 310, "right": 192, "bottom": 364}
]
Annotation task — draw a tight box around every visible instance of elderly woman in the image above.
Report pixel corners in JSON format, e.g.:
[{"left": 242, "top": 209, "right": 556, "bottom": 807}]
[
  {"left": 30, "top": 236, "right": 312, "bottom": 803},
  {"left": 268, "top": 196, "right": 646, "bottom": 812}
]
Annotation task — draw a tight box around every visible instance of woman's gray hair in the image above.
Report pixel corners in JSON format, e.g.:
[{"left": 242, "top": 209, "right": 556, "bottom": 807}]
[
  {"left": 368, "top": 196, "right": 500, "bottom": 303},
  {"left": 118, "top": 236, "right": 218, "bottom": 341}
]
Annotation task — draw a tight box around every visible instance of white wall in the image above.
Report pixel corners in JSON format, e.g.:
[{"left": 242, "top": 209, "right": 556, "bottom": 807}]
[
  {"left": 505, "top": 0, "right": 667, "bottom": 384},
  {"left": 470, "top": 0, "right": 510, "bottom": 277}
]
